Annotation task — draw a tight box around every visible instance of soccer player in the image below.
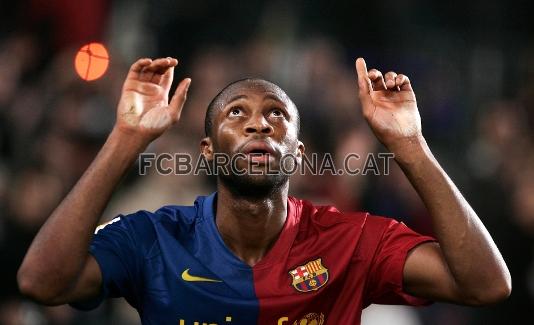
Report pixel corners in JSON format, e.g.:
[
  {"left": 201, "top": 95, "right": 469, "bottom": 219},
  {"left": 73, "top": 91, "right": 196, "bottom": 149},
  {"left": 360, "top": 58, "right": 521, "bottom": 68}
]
[{"left": 18, "top": 57, "right": 511, "bottom": 324}]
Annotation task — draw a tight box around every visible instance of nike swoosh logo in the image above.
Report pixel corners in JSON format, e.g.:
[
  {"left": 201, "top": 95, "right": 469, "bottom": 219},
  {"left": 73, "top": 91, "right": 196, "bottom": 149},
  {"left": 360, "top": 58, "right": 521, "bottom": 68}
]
[{"left": 181, "top": 269, "right": 222, "bottom": 282}]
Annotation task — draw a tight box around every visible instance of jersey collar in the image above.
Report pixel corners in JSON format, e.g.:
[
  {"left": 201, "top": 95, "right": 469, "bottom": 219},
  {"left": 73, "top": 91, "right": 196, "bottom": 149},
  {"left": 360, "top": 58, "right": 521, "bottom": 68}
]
[{"left": 202, "top": 192, "right": 302, "bottom": 269}]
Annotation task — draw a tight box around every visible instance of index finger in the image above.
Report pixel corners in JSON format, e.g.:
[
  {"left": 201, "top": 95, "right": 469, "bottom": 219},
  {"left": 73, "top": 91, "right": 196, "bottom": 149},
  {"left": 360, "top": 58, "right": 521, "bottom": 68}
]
[{"left": 355, "top": 58, "right": 371, "bottom": 94}]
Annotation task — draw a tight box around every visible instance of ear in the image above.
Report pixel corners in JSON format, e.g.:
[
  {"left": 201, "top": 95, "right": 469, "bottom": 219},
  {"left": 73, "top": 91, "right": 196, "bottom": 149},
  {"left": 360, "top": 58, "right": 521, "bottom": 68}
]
[
  {"left": 200, "top": 137, "right": 214, "bottom": 161},
  {"left": 295, "top": 140, "right": 305, "bottom": 165}
]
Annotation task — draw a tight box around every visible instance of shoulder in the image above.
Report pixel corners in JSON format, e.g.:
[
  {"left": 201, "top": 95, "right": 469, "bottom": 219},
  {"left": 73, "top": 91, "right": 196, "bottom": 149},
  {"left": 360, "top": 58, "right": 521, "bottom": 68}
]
[
  {"left": 97, "top": 205, "right": 196, "bottom": 234},
  {"left": 289, "top": 196, "right": 406, "bottom": 243},
  {"left": 290, "top": 196, "right": 369, "bottom": 227},
  {"left": 94, "top": 195, "right": 210, "bottom": 247},
  {"left": 289, "top": 197, "right": 369, "bottom": 243}
]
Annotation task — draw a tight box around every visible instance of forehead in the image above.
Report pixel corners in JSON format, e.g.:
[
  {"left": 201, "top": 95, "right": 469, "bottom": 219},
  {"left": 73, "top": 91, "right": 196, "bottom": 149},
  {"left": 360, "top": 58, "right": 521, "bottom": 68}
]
[{"left": 214, "top": 80, "right": 296, "bottom": 112}]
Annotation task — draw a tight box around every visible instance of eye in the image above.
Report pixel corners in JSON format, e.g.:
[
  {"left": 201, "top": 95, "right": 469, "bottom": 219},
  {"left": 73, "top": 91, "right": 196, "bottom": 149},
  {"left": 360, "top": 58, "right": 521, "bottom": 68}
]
[
  {"left": 269, "top": 108, "right": 284, "bottom": 117},
  {"left": 229, "top": 106, "right": 243, "bottom": 116}
]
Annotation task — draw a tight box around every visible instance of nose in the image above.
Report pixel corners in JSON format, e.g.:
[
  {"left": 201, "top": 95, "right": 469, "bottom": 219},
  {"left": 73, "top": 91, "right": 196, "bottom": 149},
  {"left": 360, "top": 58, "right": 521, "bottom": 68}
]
[{"left": 245, "top": 114, "right": 273, "bottom": 135}]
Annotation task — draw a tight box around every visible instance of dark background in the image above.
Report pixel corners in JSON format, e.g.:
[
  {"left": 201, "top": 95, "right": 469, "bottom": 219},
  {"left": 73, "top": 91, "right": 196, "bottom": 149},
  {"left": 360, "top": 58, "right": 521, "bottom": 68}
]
[{"left": 0, "top": 0, "right": 533, "bottom": 324}]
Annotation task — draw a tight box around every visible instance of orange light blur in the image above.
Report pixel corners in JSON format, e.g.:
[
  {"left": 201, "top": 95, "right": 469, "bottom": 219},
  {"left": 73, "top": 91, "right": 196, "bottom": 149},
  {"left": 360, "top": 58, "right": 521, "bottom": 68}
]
[{"left": 74, "top": 42, "right": 109, "bottom": 81}]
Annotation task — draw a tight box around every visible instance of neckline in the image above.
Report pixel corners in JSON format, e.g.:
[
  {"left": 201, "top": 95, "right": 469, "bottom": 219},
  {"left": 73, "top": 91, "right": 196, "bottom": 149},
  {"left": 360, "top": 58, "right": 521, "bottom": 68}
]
[{"left": 202, "top": 192, "right": 302, "bottom": 270}]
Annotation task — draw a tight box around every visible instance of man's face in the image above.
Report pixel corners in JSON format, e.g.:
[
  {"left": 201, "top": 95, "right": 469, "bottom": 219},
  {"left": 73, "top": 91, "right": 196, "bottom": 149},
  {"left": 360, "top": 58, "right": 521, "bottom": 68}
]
[{"left": 201, "top": 80, "right": 304, "bottom": 195}]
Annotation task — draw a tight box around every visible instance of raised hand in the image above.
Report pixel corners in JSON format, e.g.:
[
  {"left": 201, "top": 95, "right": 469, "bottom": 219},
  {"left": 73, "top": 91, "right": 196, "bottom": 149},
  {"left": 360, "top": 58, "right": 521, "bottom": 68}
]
[
  {"left": 355, "top": 58, "right": 422, "bottom": 150},
  {"left": 116, "top": 57, "right": 191, "bottom": 141}
]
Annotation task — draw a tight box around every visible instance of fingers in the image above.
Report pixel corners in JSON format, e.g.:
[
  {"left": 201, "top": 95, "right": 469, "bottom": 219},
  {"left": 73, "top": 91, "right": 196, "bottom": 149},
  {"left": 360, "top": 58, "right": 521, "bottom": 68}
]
[
  {"left": 125, "top": 57, "right": 180, "bottom": 95},
  {"left": 369, "top": 70, "right": 401, "bottom": 91},
  {"left": 126, "top": 58, "right": 152, "bottom": 80},
  {"left": 395, "top": 74, "right": 412, "bottom": 91},
  {"left": 361, "top": 61, "right": 413, "bottom": 92},
  {"left": 369, "top": 69, "right": 386, "bottom": 91},
  {"left": 168, "top": 78, "right": 192, "bottom": 123},
  {"left": 160, "top": 59, "right": 177, "bottom": 91},
  {"left": 141, "top": 57, "right": 178, "bottom": 83},
  {"left": 384, "top": 71, "right": 398, "bottom": 90}
]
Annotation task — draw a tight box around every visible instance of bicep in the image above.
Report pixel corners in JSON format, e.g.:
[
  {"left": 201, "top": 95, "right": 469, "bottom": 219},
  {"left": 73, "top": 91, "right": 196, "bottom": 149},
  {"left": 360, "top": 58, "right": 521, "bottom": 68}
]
[
  {"left": 403, "top": 242, "right": 465, "bottom": 303},
  {"left": 50, "top": 255, "right": 103, "bottom": 305}
]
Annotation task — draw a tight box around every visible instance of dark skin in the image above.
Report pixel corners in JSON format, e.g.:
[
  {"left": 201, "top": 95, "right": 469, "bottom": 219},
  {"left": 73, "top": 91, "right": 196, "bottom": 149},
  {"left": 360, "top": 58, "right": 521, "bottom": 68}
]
[
  {"left": 200, "top": 82, "right": 304, "bottom": 266},
  {"left": 18, "top": 57, "right": 510, "bottom": 307}
]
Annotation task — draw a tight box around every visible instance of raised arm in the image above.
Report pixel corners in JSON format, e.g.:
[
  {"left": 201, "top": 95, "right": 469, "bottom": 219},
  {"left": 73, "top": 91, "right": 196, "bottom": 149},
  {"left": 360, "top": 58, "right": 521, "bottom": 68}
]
[
  {"left": 355, "top": 58, "right": 511, "bottom": 305},
  {"left": 17, "top": 57, "right": 191, "bottom": 305}
]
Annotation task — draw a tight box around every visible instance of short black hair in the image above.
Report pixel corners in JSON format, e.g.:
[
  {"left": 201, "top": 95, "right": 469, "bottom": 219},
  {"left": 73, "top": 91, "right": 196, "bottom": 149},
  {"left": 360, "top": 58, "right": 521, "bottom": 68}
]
[{"left": 204, "top": 78, "right": 300, "bottom": 137}]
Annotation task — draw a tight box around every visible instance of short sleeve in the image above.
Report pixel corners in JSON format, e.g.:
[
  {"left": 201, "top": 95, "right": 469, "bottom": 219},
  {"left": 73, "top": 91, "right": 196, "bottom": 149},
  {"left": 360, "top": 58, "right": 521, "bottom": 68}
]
[
  {"left": 365, "top": 218, "right": 436, "bottom": 306},
  {"left": 70, "top": 214, "right": 145, "bottom": 310}
]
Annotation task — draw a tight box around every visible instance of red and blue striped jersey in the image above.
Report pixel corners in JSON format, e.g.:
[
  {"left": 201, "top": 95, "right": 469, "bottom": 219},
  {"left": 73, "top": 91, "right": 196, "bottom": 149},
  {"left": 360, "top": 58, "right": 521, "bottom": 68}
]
[{"left": 73, "top": 192, "right": 434, "bottom": 324}]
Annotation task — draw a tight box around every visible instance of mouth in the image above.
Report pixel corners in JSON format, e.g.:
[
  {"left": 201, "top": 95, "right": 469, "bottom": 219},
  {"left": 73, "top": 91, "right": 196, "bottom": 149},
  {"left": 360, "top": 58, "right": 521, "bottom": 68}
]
[
  {"left": 247, "top": 149, "right": 271, "bottom": 155},
  {"left": 240, "top": 141, "right": 277, "bottom": 163},
  {"left": 242, "top": 141, "right": 276, "bottom": 155}
]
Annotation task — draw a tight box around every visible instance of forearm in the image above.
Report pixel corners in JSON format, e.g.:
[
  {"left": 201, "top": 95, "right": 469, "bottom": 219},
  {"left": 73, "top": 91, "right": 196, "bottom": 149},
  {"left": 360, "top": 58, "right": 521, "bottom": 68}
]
[
  {"left": 18, "top": 127, "right": 149, "bottom": 298},
  {"left": 391, "top": 136, "right": 511, "bottom": 298}
]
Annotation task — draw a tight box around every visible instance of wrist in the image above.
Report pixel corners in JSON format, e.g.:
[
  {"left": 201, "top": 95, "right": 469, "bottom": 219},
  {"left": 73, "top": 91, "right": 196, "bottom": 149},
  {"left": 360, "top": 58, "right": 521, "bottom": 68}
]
[
  {"left": 387, "top": 135, "right": 433, "bottom": 166},
  {"left": 108, "top": 126, "right": 152, "bottom": 154}
]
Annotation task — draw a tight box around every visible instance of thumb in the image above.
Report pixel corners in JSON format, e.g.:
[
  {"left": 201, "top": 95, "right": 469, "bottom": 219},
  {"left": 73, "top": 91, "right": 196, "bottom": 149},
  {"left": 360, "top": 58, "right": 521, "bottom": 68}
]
[{"left": 168, "top": 78, "right": 191, "bottom": 123}]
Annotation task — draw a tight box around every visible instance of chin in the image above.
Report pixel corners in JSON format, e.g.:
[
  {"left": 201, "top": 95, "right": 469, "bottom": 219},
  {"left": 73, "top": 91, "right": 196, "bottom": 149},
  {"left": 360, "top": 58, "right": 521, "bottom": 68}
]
[{"left": 219, "top": 172, "right": 289, "bottom": 198}]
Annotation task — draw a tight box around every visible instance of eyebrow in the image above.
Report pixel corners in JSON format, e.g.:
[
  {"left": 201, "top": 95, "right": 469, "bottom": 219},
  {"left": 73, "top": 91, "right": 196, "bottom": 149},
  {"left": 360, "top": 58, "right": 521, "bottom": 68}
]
[
  {"left": 263, "top": 94, "right": 285, "bottom": 105},
  {"left": 226, "top": 94, "right": 248, "bottom": 105}
]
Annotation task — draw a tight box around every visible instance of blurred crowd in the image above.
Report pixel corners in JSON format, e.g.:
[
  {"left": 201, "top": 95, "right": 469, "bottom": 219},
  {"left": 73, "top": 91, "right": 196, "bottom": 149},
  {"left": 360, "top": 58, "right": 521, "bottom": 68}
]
[{"left": 0, "top": 1, "right": 533, "bottom": 324}]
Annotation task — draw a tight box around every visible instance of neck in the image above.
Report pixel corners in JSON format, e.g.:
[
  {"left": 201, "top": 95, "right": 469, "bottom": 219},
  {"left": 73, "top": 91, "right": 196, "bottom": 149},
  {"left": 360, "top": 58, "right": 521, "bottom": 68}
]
[{"left": 215, "top": 182, "right": 289, "bottom": 267}]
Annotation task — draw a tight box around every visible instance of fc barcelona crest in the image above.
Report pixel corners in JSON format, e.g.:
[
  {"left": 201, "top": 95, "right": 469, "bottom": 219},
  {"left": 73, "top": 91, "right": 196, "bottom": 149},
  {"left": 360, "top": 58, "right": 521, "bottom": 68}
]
[{"left": 289, "top": 258, "right": 329, "bottom": 293}]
